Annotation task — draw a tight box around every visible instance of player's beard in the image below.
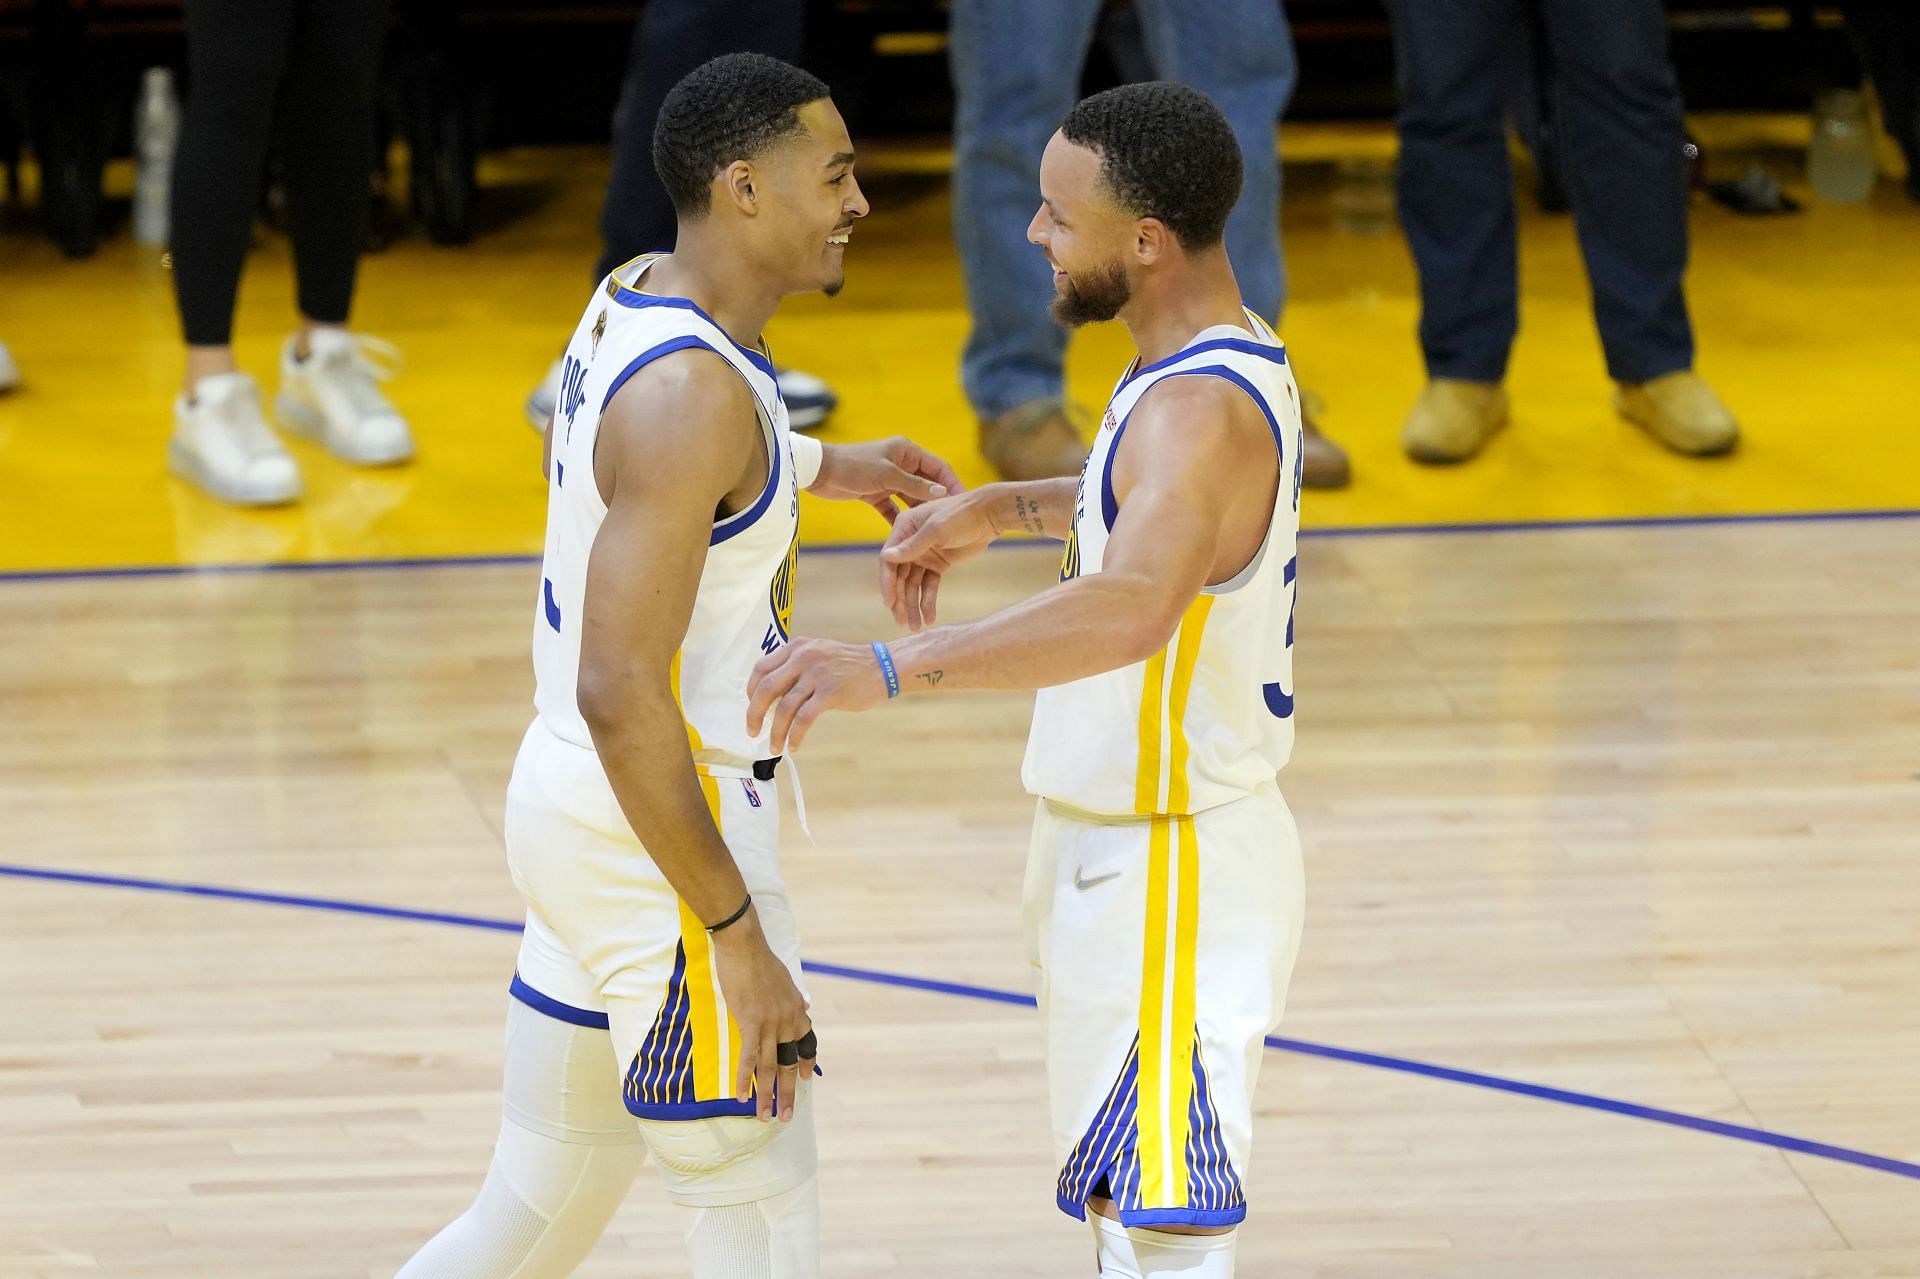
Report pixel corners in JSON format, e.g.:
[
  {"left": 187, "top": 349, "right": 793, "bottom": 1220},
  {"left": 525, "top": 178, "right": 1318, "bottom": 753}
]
[{"left": 1050, "top": 259, "right": 1131, "bottom": 327}]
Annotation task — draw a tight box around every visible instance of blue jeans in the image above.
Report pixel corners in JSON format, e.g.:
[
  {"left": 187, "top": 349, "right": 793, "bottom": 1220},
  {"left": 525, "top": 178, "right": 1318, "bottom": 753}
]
[
  {"left": 949, "top": 0, "right": 1297, "bottom": 419},
  {"left": 1384, "top": 0, "right": 1695, "bottom": 383}
]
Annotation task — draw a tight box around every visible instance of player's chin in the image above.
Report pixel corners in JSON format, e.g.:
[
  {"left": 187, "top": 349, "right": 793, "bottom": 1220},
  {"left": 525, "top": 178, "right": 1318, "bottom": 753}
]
[{"left": 821, "top": 269, "right": 847, "bottom": 299}]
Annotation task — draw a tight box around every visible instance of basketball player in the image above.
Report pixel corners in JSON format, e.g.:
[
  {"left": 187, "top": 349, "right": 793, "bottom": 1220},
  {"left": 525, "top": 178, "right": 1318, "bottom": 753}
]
[
  {"left": 395, "top": 55, "right": 960, "bottom": 1279},
  {"left": 747, "top": 83, "right": 1305, "bottom": 1277}
]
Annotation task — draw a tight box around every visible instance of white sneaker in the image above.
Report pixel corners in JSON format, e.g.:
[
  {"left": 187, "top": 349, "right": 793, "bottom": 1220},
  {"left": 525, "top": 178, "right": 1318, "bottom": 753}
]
[
  {"left": 526, "top": 356, "right": 561, "bottom": 432},
  {"left": 524, "top": 354, "right": 836, "bottom": 432},
  {"left": 276, "top": 330, "right": 415, "bottom": 465},
  {"left": 0, "top": 340, "right": 19, "bottom": 393},
  {"left": 168, "top": 372, "right": 303, "bottom": 506},
  {"left": 775, "top": 365, "right": 836, "bottom": 432}
]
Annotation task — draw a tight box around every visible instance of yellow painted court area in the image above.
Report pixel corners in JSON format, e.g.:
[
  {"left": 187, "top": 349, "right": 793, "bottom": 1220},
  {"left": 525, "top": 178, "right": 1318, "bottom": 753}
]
[{"left": 0, "top": 119, "right": 1915, "bottom": 574}]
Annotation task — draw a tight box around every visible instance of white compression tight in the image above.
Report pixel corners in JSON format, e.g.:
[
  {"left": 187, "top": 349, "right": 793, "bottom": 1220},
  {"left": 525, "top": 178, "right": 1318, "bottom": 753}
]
[
  {"left": 395, "top": 998, "right": 817, "bottom": 1278},
  {"left": 1092, "top": 1212, "right": 1237, "bottom": 1278}
]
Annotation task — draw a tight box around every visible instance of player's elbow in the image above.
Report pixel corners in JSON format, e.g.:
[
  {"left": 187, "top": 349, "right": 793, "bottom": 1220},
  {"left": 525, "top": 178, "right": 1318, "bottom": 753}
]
[
  {"left": 575, "top": 664, "right": 623, "bottom": 738},
  {"left": 575, "top": 658, "right": 667, "bottom": 741},
  {"left": 1114, "top": 591, "right": 1192, "bottom": 667}
]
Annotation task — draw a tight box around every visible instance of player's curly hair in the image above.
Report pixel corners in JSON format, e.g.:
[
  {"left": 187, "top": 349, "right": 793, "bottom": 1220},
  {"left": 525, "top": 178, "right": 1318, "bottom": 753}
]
[
  {"left": 1061, "top": 82, "right": 1243, "bottom": 251},
  {"left": 653, "top": 53, "right": 831, "bottom": 219}
]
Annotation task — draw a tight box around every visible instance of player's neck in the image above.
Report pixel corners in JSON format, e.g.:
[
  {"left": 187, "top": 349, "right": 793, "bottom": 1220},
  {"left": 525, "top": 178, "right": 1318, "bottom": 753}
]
[
  {"left": 1121, "top": 257, "right": 1248, "bottom": 368},
  {"left": 638, "top": 241, "right": 780, "bottom": 355}
]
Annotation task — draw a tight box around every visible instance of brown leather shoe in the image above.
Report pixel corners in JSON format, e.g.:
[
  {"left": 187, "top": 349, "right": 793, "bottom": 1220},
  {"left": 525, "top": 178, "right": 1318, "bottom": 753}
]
[
  {"left": 1298, "top": 388, "right": 1350, "bottom": 489},
  {"left": 1614, "top": 370, "right": 1739, "bottom": 456},
  {"left": 1402, "top": 378, "right": 1509, "bottom": 464},
  {"left": 980, "top": 399, "right": 1089, "bottom": 481}
]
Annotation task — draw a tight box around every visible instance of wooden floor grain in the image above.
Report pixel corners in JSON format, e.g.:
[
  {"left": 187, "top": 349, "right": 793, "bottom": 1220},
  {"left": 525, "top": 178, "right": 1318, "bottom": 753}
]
[{"left": 2, "top": 517, "right": 1917, "bottom": 1275}]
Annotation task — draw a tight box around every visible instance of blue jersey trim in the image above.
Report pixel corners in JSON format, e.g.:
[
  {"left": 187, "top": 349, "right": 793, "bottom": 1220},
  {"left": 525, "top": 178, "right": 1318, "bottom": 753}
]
[
  {"left": 599, "top": 334, "right": 717, "bottom": 413},
  {"left": 596, "top": 334, "right": 786, "bottom": 549},
  {"left": 1052, "top": 1193, "right": 1249, "bottom": 1229},
  {"left": 623, "top": 1074, "right": 812, "bottom": 1123},
  {"left": 1100, "top": 363, "right": 1287, "bottom": 533},
  {"left": 710, "top": 419, "right": 783, "bottom": 547},
  {"left": 624, "top": 1096, "right": 760, "bottom": 1121},
  {"left": 1099, "top": 404, "right": 1139, "bottom": 535},
  {"left": 1114, "top": 1205, "right": 1250, "bottom": 1229},
  {"left": 1120, "top": 335, "right": 1287, "bottom": 391},
  {"left": 509, "top": 974, "right": 610, "bottom": 1029},
  {"left": 607, "top": 283, "right": 779, "bottom": 381}
]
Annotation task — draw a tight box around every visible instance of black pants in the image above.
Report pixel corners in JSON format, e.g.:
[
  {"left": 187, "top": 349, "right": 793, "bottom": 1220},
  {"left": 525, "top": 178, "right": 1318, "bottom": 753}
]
[
  {"left": 171, "top": 0, "right": 390, "bottom": 347},
  {"left": 1383, "top": 0, "right": 1694, "bottom": 384},
  {"left": 595, "top": 0, "right": 804, "bottom": 280}
]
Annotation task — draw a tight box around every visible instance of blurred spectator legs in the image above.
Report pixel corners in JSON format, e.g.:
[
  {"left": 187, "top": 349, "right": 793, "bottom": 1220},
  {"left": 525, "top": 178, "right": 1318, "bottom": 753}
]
[
  {"left": 525, "top": 0, "right": 836, "bottom": 432},
  {"left": 168, "top": 0, "right": 408, "bottom": 506},
  {"left": 950, "top": 0, "right": 1348, "bottom": 485},
  {"left": 1386, "top": 0, "right": 1734, "bottom": 461}
]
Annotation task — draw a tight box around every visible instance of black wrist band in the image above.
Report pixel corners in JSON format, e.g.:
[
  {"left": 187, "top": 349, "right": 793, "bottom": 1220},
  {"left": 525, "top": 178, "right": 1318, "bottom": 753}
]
[{"left": 706, "top": 893, "right": 752, "bottom": 935}]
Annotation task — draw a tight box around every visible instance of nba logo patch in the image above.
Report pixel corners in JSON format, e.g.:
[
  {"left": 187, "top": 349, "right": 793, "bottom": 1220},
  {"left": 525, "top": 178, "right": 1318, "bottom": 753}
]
[
  {"left": 1102, "top": 408, "right": 1117, "bottom": 434},
  {"left": 742, "top": 779, "right": 763, "bottom": 809}
]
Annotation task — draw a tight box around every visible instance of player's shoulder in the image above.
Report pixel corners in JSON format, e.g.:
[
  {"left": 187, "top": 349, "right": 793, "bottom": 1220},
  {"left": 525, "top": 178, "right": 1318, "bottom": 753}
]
[
  {"left": 596, "top": 343, "right": 759, "bottom": 490},
  {"left": 605, "top": 342, "right": 756, "bottom": 432},
  {"left": 1128, "top": 368, "right": 1272, "bottom": 452}
]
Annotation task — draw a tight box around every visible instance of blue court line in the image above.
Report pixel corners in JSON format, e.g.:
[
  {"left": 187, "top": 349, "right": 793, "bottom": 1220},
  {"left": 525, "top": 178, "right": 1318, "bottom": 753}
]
[
  {"left": 3, "top": 859, "right": 1917, "bottom": 1185},
  {"left": 0, "top": 863, "right": 525, "bottom": 933},
  {"left": 3, "top": 505, "right": 1916, "bottom": 585}
]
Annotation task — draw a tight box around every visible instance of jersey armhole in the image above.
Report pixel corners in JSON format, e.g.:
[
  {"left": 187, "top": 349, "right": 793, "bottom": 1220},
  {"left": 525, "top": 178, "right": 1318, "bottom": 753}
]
[
  {"left": 594, "top": 337, "right": 775, "bottom": 528},
  {"left": 1101, "top": 364, "right": 1289, "bottom": 592}
]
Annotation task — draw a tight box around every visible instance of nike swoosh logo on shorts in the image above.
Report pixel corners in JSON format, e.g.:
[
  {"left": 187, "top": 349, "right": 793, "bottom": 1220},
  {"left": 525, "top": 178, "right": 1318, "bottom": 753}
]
[{"left": 1073, "top": 868, "right": 1121, "bottom": 891}]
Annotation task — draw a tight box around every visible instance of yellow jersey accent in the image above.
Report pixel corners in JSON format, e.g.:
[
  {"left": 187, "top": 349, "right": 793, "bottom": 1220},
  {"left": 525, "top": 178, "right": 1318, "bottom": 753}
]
[{"left": 1026, "top": 314, "right": 1302, "bottom": 818}]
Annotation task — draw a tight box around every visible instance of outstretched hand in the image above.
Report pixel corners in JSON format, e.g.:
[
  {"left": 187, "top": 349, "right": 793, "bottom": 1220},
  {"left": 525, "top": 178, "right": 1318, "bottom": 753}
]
[
  {"left": 748, "top": 637, "right": 892, "bottom": 753},
  {"left": 877, "top": 489, "right": 999, "bottom": 631},
  {"left": 811, "top": 437, "right": 964, "bottom": 526}
]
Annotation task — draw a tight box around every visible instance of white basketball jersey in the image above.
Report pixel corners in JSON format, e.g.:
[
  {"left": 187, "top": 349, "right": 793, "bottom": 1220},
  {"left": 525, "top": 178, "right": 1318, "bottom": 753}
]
[
  {"left": 1022, "top": 311, "right": 1303, "bottom": 818},
  {"left": 529, "top": 255, "right": 800, "bottom": 784}
]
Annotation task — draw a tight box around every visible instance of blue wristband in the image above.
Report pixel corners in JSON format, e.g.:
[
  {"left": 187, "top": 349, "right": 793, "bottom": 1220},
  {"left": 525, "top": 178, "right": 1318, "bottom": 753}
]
[{"left": 870, "top": 641, "right": 901, "bottom": 699}]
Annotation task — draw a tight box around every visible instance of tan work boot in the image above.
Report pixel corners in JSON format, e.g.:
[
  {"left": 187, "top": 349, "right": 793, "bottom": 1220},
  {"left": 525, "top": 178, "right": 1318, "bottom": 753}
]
[
  {"left": 1402, "top": 378, "right": 1509, "bottom": 464},
  {"left": 1298, "top": 387, "right": 1351, "bottom": 489},
  {"left": 980, "top": 399, "right": 1089, "bottom": 481},
  {"left": 1614, "top": 370, "right": 1739, "bottom": 456}
]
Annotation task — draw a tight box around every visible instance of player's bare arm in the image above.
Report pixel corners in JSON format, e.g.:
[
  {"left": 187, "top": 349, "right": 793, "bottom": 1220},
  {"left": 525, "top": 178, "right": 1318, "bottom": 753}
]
[
  {"left": 747, "top": 377, "right": 1277, "bottom": 750},
  {"left": 807, "top": 435, "right": 964, "bottom": 524},
  {"left": 577, "top": 349, "right": 812, "bottom": 1120},
  {"left": 873, "top": 475, "right": 1079, "bottom": 629}
]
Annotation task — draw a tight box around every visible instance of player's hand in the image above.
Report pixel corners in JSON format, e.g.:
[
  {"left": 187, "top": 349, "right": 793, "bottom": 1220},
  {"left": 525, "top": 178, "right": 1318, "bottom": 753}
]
[
  {"left": 810, "top": 437, "right": 965, "bottom": 525},
  {"left": 747, "top": 637, "right": 891, "bottom": 752},
  {"left": 708, "top": 910, "right": 816, "bottom": 1122},
  {"left": 877, "top": 486, "right": 1001, "bottom": 631}
]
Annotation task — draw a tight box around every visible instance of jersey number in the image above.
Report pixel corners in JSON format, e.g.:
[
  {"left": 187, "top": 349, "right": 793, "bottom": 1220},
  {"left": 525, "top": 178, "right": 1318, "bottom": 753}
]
[{"left": 1261, "top": 555, "right": 1297, "bottom": 718}]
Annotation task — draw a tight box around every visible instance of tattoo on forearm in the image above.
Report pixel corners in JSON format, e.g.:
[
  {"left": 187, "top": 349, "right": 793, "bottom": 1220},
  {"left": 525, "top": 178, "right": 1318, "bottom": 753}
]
[
  {"left": 1013, "top": 494, "right": 1046, "bottom": 537},
  {"left": 917, "top": 670, "right": 945, "bottom": 689}
]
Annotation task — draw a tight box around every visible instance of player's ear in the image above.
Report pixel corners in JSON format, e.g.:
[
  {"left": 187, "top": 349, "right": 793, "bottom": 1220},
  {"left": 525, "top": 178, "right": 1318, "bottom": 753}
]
[
  {"left": 723, "top": 160, "right": 757, "bottom": 215},
  {"left": 1135, "top": 218, "right": 1169, "bottom": 266}
]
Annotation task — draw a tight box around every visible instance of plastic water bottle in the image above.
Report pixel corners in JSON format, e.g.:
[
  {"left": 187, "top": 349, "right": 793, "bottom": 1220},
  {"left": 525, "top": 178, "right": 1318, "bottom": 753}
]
[
  {"left": 1807, "top": 89, "right": 1876, "bottom": 204},
  {"left": 134, "top": 67, "right": 180, "bottom": 245}
]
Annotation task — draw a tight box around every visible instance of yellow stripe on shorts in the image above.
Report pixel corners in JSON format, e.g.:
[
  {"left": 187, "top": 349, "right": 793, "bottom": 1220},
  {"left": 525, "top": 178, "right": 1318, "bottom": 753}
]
[
  {"left": 1130, "top": 599, "right": 1214, "bottom": 1204},
  {"left": 671, "top": 651, "right": 743, "bottom": 1102},
  {"left": 1135, "top": 813, "right": 1202, "bottom": 1209}
]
